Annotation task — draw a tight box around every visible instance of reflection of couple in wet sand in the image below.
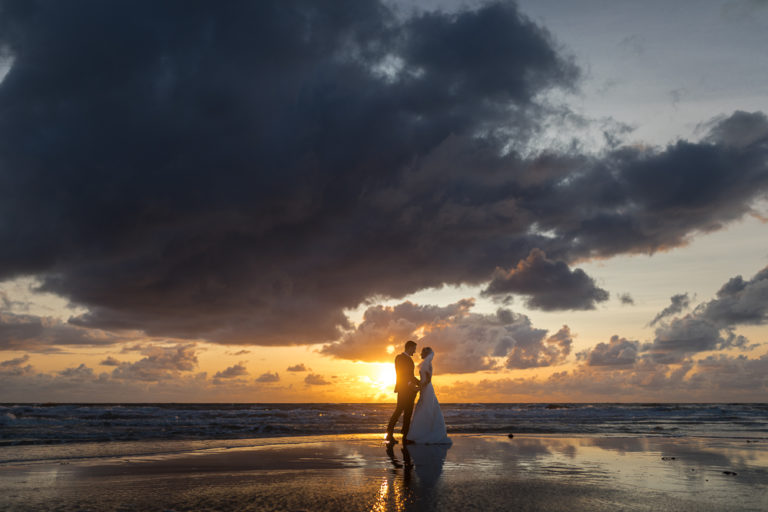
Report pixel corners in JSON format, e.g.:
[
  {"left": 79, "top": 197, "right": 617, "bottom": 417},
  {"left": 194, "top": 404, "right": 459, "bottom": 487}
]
[
  {"left": 386, "top": 340, "right": 451, "bottom": 445},
  {"left": 383, "top": 441, "right": 451, "bottom": 511}
]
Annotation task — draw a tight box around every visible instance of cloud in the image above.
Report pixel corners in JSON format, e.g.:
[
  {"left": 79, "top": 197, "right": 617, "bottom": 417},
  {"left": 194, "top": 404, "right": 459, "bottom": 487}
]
[
  {"left": 703, "top": 266, "right": 768, "bottom": 325},
  {"left": 59, "top": 363, "right": 96, "bottom": 380},
  {"left": 286, "top": 364, "right": 307, "bottom": 372},
  {"left": 650, "top": 317, "right": 750, "bottom": 364},
  {"left": 440, "top": 350, "right": 768, "bottom": 402},
  {"left": 688, "top": 353, "right": 768, "bottom": 392},
  {"left": 0, "top": 1, "right": 765, "bottom": 349},
  {"left": 111, "top": 344, "right": 198, "bottom": 381},
  {"left": 255, "top": 371, "right": 280, "bottom": 383},
  {"left": 321, "top": 299, "right": 474, "bottom": 362},
  {"left": 0, "top": 0, "right": 577, "bottom": 346},
  {"left": 483, "top": 249, "right": 609, "bottom": 310},
  {"left": 0, "top": 290, "right": 29, "bottom": 313},
  {"left": 649, "top": 293, "right": 690, "bottom": 326},
  {"left": 213, "top": 363, "right": 249, "bottom": 380},
  {"left": 0, "top": 353, "right": 32, "bottom": 377},
  {"left": 648, "top": 266, "right": 767, "bottom": 362},
  {"left": 618, "top": 293, "right": 635, "bottom": 305},
  {"left": 304, "top": 373, "right": 331, "bottom": 386},
  {"left": 0, "top": 353, "right": 29, "bottom": 367},
  {"left": 582, "top": 335, "right": 641, "bottom": 367},
  {"left": 99, "top": 356, "right": 121, "bottom": 366},
  {"left": 0, "top": 312, "right": 126, "bottom": 350},
  {"left": 323, "top": 299, "right": 572, "bottom": 373}
]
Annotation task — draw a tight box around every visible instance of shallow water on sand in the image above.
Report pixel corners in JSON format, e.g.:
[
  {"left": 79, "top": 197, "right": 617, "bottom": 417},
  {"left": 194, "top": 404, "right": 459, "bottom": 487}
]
[{"left": 1, "top": 434, "right": 766, "bottom": 511}]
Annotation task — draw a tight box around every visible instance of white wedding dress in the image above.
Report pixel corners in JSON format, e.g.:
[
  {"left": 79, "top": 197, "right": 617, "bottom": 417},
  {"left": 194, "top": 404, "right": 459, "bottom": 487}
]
[{"left": 406, "top": 352, "right": 451, "bottom": 444}]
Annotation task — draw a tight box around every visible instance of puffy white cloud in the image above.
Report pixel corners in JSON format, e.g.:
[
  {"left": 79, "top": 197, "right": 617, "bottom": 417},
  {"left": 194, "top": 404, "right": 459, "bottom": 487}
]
[{"left": 323, "top": 299, "right": 572, "bottom": 373}]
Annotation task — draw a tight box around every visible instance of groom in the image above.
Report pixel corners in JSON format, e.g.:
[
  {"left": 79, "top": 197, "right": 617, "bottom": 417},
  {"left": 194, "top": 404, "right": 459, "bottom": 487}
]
[{"left": 386, "top": 340, "right": 420, "bottom": 444}]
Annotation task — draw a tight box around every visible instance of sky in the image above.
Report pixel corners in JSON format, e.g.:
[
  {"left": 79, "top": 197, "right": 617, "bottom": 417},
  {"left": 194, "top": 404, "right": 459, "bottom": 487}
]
[{"left": 0, "top": 0, "right": 767, "bottom": 403}]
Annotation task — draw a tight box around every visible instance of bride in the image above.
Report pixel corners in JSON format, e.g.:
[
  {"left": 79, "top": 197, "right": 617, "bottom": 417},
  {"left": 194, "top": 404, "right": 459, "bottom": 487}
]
[{"left": 406, "top": 347, "right": 451, "bottom": 444}]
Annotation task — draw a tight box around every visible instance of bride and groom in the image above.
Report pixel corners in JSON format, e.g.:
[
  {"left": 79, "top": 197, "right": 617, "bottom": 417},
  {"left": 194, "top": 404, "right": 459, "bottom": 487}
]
[{"left": 386, "top": 340, "right": 451, "bottom": 445}]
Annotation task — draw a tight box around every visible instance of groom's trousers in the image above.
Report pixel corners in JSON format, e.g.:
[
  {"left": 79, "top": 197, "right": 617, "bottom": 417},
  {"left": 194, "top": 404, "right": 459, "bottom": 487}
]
[{"left": 387, "top": 389, "right": 417, "bottom": 438}]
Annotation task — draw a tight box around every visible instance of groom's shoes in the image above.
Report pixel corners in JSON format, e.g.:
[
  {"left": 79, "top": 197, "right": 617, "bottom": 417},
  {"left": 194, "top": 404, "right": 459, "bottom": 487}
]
[{"left": 385, "top": 435, "right": 398, "bottom": 445}]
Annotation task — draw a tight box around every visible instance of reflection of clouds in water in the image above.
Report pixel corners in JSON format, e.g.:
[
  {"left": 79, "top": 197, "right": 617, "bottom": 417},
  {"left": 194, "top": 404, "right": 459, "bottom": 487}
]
[
  {"left": 587, "top": 436, "right": 742, "bottom": 467},
  {"left": 583, "top": 436, "right": 768, "bottom": 488},
  {"left": 588, "top": 436, "right": 649, "bottom": 454},
  {"left": 445, "top": 436, "right": 578, "bottom": 469}
]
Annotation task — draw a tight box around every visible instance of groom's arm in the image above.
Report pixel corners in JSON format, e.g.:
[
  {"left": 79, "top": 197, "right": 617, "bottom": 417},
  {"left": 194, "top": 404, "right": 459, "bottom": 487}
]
[{"left": 408, "top": 360, "right": 420, "bottom": 389}]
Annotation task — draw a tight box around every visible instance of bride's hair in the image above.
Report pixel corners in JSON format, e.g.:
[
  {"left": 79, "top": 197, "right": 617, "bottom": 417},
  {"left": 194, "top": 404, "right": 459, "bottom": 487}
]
[{"left": 421, "top": 346, "right": 433, "bottom": 358}]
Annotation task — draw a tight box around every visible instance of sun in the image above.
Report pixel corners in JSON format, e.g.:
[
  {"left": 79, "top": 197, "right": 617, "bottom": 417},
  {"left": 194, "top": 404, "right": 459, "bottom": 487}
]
[
  {"left": 374, "top": 363, "right": 396, "bottom": 391},
  {"left": 354, "top": 362, "right": 397, "bottom": 400}
]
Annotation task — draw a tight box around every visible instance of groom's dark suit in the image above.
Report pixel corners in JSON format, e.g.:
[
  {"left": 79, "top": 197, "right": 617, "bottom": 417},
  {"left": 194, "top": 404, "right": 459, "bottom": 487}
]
[{"left": 387, "top": 352, "right": 419, "bottom": 440}]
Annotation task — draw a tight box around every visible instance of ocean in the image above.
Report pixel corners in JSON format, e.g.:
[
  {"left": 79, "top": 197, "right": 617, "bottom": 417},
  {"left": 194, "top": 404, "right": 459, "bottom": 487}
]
[{"left": 2, "top": 403, "right": 766, "bottom": 448}]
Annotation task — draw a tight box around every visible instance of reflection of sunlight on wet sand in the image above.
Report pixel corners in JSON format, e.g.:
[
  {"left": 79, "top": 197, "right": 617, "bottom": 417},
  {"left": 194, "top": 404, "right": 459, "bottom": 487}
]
[
  {"left": 370, "top": 478, "right": 390, "bottom": 512},
  {"left": 370, "top": 475, "right": 410, "bottom": 512}
]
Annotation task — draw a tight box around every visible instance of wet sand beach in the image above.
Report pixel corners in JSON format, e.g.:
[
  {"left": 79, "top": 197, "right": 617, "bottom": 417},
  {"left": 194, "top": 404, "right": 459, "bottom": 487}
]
[{"left": 1, "top": 434, "right": 766, "bottom": 511}]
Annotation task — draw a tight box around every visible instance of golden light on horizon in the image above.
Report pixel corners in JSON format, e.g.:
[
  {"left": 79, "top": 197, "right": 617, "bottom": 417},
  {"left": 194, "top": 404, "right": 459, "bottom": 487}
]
[
  {"left": 357, "top": 362, "right": 396, "bottom": 398},
  {"left": 376, "top": 363, "right": 396, "bottom": 391}
]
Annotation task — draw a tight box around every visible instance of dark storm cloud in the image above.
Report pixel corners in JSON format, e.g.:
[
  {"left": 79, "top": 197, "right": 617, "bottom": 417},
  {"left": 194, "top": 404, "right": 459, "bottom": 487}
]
[
  {"left": 322, "top": 299, "right": 571, "bottom": 373},
  {"left": 0, "top": 1, "right": 767, "bottom": 348},
  {"left": 702, "top": 110, "right": 768, "bottom": 149},
  {"left": 649, "top": 293, "right": 690, "bottom": 326},
  {"left": 482, "top": 249, "right": 609, "bottom": 310},
  {"left": 0, "top": 0, "right": 578, "bottom": 346},
  {"left": 648, "top": 266, "right": 767, "bottom": 363}
]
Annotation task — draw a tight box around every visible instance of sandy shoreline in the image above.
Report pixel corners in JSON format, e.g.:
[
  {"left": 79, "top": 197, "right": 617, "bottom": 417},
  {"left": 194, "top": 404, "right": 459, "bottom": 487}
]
[{"left": 1, "top": 434, "right": 766, "bottom": 511}]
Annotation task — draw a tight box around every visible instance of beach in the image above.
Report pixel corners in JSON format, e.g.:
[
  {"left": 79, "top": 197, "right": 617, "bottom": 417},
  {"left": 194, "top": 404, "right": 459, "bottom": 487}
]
[{"left": 1, "top": 434, "right": 766, "bottom": 511}]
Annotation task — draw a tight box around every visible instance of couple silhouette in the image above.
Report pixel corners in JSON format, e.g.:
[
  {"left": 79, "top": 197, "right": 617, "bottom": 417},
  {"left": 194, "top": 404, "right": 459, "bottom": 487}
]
[{"left": 385, "top": 340, "right": 451, "bottom": 445}]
